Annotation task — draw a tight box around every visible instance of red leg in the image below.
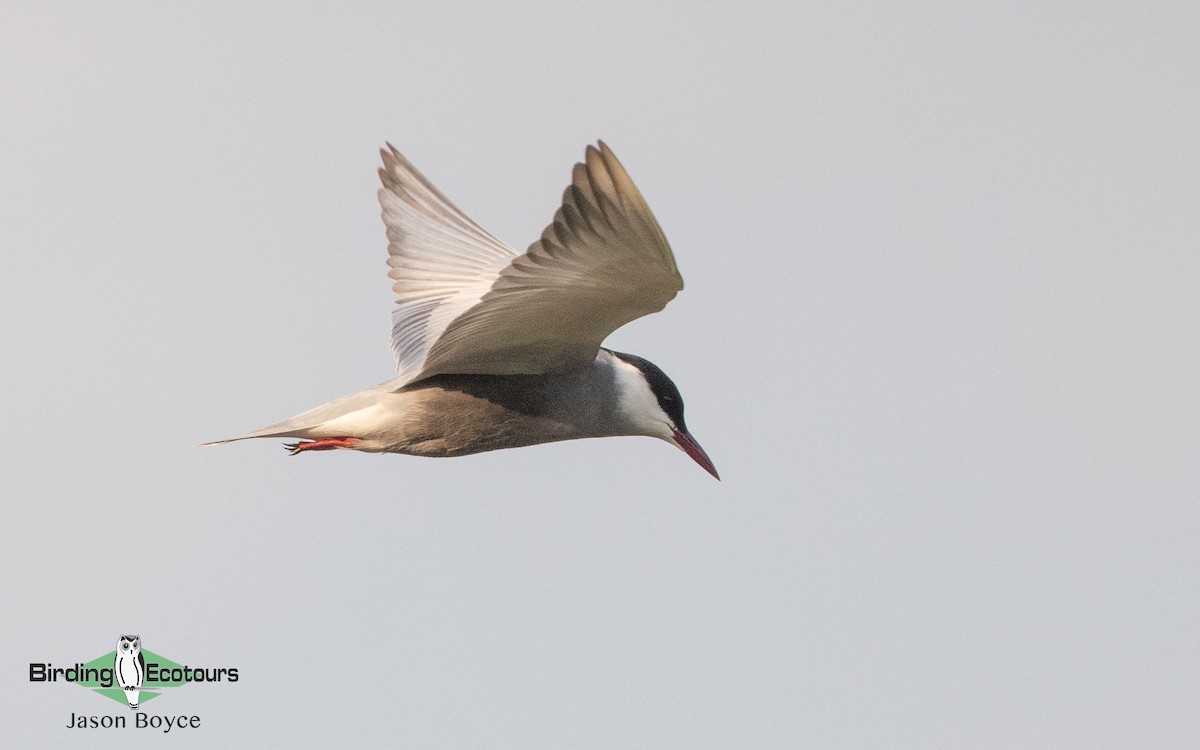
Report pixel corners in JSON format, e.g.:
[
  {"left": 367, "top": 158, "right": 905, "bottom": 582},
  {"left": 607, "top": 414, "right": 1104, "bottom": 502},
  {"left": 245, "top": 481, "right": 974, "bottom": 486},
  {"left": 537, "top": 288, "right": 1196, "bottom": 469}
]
[{"left": 284, "top": 437, "right": 361, "bottom": 455}]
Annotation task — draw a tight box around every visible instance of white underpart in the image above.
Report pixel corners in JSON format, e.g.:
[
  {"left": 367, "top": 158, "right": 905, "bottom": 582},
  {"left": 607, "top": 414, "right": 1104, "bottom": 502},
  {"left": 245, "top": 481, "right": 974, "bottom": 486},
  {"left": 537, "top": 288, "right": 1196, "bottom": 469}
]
[
  {"left": 308, "top": 403, "right": 393, "bottom": 441},
  {"left": 608, "top": 353, "right": 675, "bottom": 440}
]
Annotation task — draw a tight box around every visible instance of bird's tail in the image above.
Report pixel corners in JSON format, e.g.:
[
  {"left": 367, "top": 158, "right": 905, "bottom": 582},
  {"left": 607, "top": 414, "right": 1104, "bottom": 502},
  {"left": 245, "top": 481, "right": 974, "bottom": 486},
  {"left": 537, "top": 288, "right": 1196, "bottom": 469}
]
[
  {"left": 200, "top": 423, "right": 308, "bottom": 446},
  {"left": 201, "top": 384, "right": 393, "bottom": 447}
]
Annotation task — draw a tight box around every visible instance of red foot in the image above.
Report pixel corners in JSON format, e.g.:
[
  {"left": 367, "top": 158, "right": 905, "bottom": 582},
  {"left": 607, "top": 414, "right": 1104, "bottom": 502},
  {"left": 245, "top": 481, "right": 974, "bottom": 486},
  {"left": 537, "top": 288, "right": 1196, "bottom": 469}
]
[{"left": 284, "top": 437, "right": 361, "bottom": 455}]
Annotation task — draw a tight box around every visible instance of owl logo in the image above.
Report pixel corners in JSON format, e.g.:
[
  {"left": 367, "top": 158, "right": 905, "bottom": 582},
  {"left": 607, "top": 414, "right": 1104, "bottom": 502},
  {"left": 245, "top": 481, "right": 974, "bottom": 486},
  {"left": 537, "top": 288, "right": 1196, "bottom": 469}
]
[{"left": 114, "top": 634, "right": 145, "bottom": 710}]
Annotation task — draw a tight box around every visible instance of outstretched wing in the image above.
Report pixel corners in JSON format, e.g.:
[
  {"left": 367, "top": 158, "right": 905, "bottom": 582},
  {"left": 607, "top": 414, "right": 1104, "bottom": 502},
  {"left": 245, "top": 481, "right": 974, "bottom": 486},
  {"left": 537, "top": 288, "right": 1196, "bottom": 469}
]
[
  {"left": 380, "top": 142, "right": 683, "bottom": 387},
  {"left": 378, "top": 145, "right": 519, "bottom": 383}
]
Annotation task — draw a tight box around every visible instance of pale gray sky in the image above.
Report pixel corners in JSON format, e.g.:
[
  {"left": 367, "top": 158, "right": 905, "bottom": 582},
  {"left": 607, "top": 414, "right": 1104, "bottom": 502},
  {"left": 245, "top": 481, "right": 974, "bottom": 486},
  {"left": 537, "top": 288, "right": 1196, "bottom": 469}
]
[{"left": 2, "top": 1, "right": 1198, "bottom": 747}]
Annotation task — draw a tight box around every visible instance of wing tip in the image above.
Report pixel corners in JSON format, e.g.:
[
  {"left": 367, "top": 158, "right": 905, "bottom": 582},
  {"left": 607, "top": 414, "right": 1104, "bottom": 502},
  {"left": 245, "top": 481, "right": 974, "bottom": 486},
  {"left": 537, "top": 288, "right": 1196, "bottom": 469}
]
[
  {"left": 378, "top": 144, "right": 405, "bottom": 190},
  {"left": 381, "top": 141, "right": 403, "bottom": 164},
  {"left": 379, "top": 142, "right": 428, "bottom": 194},
  {"left": 588, "top": 140, "right": 623, "bottom": 172}
]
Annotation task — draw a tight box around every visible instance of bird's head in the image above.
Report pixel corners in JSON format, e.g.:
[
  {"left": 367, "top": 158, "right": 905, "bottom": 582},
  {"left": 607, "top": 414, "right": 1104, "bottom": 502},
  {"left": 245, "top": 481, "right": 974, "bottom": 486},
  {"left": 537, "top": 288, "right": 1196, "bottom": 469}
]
[{"left": 608, "top": 350, "right": 719, "bottom": 480}]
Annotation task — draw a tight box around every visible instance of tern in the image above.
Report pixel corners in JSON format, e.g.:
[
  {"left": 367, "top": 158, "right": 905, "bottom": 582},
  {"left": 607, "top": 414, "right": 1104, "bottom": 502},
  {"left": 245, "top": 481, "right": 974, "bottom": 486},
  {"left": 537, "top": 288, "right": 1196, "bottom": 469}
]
[{"left": 205, "top": 142, "right": 718, "bottom": 479}]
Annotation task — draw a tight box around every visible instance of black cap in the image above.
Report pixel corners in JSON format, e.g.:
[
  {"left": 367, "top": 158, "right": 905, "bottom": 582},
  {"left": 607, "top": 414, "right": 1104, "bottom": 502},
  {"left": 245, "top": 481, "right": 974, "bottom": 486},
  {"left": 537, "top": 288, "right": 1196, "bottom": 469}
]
[{"left": 607, "top": 349, "right": 688, "bottom": 431}]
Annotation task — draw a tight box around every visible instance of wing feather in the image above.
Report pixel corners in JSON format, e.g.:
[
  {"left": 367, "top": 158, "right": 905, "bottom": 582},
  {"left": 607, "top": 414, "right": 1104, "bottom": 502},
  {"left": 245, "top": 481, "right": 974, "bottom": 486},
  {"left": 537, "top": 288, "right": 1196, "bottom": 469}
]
[
  {"left": 378, "top": 145, "right": 517, "bottom": 382},
  {"left": 380, "top": 142, "right": 684, "bottom": 386}
]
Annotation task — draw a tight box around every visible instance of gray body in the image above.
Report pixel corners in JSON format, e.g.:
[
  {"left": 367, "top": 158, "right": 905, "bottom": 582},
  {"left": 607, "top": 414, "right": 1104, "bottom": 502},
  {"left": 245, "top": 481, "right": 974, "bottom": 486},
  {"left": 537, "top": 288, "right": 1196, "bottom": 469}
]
[{"left": 229, "top": 349, "right": 658, "bottom": 456}]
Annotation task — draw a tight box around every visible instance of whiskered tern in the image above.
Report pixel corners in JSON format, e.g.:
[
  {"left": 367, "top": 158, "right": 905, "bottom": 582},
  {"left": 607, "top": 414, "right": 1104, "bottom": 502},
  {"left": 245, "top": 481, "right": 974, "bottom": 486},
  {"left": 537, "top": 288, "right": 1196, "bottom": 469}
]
[{"left": 205, "top": 142, "right": 718, "bottom": 479}]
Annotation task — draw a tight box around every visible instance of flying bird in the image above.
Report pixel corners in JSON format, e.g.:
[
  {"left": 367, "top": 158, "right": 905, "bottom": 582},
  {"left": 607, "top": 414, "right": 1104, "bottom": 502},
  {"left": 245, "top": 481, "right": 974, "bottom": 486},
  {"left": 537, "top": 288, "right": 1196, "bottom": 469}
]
[{"left": 205, "top": 142, "right": 718, "bottom": 479}]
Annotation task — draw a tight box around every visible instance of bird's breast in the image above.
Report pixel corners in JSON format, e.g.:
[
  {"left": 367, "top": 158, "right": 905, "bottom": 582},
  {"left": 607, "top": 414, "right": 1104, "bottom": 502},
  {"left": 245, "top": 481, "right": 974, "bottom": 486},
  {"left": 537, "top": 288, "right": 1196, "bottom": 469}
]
[{"left": 356, "top": 367, "right": 624, "bottom": 457}]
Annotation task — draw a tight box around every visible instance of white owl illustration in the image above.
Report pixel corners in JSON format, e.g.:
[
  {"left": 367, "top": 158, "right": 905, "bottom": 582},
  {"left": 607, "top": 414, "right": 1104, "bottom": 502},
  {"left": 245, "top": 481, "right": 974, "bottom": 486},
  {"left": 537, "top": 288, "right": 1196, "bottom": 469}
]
[{"left": 114, "top": 634, "right": 145, "bottom": 710}]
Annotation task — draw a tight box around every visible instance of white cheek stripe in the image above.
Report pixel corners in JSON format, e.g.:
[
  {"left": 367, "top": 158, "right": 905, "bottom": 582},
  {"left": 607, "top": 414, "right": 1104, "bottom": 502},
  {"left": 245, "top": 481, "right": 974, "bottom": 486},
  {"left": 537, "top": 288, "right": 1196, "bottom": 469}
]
[{"left": 610, "top": 356, "right": 673, "bottom": 438}]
